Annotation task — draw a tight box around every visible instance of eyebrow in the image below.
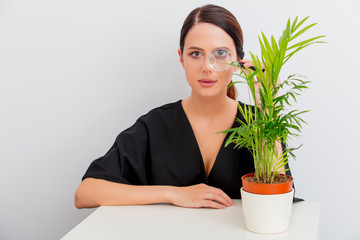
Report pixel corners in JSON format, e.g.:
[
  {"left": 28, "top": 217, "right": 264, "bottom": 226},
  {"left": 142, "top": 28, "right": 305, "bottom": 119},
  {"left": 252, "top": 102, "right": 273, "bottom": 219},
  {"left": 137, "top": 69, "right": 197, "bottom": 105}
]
[
  {"left": 186, "top": 46, "right": 231, "bottom": 51},
  {"left": 186, "top": 46, "right": 204, "bottom": 51}
]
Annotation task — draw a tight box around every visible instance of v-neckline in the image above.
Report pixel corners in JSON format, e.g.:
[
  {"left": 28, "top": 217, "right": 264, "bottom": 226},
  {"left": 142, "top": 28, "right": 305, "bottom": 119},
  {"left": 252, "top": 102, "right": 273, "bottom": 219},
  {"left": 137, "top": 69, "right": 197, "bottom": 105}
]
[{"left": 177, "top": 100, "right": 239, "bottom": 180}]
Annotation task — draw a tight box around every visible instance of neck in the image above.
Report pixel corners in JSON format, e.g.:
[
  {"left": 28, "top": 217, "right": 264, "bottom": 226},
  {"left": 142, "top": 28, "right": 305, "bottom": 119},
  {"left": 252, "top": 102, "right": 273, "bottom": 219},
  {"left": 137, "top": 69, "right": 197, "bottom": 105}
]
[{"left": 183, "top": 92, "right": 235, "bottom": 117}]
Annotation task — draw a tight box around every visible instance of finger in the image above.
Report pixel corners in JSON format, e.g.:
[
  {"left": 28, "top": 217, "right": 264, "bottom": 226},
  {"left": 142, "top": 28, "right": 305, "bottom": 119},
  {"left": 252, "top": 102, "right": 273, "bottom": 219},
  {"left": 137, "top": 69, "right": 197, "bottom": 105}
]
[
  {"left": 207, "top": 186, "right": 232, "bottom": 201},
  {"left": 217, "top": 192, "right": 235, "bottom": 206},
  {"left": 240, "top": 59, "right": 266, "bottom": 73},
  {"left": 243, "top": 62, "right": 254, "bottom": 68},
  {"left": 198, "top": 184, "right": 234, "bottom": 206},
  {"left": 239, "top": 60, "right": 253, "bottom": 68},
  {"left": 239, "top": 59, "right": 251, "bottom": 64},
  {"left": 200, "top": 200, "right": 226, "bottom": 209},
  {"left": 213, "top": 191, "right": 234, "bottom": 207},
  {"left": 204, "top": 193, "right": 233, "bottom": 207},
  {"left": 206, "top": 187, "right": 234, "bottom": 206}
]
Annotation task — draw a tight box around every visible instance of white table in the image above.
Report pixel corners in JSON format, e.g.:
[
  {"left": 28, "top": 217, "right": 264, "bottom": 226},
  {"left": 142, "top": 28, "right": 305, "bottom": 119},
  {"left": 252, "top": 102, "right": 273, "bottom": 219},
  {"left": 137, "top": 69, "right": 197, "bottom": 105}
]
[{"left": 62, "top": 200, "right": 320, "bottom": 240}]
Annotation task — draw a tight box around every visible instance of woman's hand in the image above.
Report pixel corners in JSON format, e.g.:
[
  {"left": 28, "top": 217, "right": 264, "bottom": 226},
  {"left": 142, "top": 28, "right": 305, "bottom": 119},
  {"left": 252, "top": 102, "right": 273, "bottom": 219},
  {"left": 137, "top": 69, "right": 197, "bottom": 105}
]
[
  {"left": 239, "top": 59, "right": 281, "bottom": 106},
  {"left": 239, "top": 59, "right": 281, "bottom": 85},
  {"left": 239, "top": 59, "right": 263, "bottom": 105},
  {"left": 168, "top": 183, "right": 235, "bottom": 209},
  {"left": 239, "top": 59, "right": 264, "bottom": 81}
]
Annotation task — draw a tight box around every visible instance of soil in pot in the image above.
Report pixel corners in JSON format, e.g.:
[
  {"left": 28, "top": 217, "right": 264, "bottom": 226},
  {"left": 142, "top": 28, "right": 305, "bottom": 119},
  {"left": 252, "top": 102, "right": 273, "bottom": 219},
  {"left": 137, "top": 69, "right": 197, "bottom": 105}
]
[{"left": 245, "top": 174, "right": 293, "bottom": 184}]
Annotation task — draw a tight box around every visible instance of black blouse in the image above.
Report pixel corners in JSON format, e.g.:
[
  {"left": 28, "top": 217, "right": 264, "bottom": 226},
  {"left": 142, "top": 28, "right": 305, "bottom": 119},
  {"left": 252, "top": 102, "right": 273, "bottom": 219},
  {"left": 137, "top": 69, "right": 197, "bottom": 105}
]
[{"left": 82, "top": 100, "right": 254, "bottom": 198}]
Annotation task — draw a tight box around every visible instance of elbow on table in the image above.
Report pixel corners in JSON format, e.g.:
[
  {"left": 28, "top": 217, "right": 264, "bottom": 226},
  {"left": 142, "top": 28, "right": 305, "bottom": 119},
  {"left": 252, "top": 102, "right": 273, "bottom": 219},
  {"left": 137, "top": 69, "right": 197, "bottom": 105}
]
[
  {"left": 74, "top": 185, "right": 86, "bottom": 209},
  {"left": 74, "top": 179, "right": 99, "bottom": 209}
]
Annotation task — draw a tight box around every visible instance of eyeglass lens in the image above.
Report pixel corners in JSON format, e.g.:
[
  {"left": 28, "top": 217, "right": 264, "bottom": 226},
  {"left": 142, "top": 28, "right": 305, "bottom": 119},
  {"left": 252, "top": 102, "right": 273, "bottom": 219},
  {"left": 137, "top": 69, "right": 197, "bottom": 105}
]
[{"left": 207, "top": 48, "right": 232, "bottom": 72}]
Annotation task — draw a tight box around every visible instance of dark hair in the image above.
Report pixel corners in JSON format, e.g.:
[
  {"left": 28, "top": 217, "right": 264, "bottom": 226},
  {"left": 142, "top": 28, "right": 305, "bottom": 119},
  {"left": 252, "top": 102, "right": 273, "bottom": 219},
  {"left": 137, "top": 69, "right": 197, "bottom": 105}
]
[{"left": 179, "top": 4, "right": 244, "bottom": 100}]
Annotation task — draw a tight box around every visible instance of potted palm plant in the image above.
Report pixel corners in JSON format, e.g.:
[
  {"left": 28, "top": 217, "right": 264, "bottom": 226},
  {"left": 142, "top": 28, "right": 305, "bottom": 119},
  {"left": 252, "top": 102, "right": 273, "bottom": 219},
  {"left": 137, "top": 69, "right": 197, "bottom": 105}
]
[{"left": 222, "top": 16, "right": 325, "bottom": 233}]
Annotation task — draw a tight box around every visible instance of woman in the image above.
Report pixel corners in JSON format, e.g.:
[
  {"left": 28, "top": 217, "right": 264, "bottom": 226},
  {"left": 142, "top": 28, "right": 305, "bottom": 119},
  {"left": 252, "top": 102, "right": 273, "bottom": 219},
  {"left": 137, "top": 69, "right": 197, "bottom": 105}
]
[{"left": 75, "top": 4, "right": 258, "bottom": 209}]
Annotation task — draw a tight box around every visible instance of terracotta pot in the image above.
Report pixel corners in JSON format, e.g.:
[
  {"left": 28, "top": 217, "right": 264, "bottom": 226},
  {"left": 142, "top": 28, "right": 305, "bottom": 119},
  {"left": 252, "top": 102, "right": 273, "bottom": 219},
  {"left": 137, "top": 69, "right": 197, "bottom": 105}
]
[{"left": 241, "top": 173, "right": 293, "bottom": 195}]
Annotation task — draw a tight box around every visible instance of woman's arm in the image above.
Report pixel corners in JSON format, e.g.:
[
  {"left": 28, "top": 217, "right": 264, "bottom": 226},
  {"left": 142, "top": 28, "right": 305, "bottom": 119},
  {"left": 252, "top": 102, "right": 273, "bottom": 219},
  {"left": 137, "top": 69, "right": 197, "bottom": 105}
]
[
  {"left": 75, "top": 178, "right": 234, "bottom": 209},
  {"left": 275, "top": 141, "right": 285, "bottom": 172}
]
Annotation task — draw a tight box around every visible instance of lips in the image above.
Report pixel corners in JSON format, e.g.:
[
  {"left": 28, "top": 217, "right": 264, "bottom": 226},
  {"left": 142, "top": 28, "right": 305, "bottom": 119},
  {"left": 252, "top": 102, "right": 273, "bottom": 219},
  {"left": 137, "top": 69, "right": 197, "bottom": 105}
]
[{"left": 198, "top": 79, "right": 217, "bottom": 88}]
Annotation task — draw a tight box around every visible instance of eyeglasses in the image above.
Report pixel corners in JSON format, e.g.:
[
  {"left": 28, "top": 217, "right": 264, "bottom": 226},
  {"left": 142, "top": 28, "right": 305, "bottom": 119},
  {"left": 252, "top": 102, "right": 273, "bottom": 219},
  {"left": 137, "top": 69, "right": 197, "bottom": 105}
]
[
  {"left": 207, "top": 48, "right": 258, "bottom": 72},
  {"left": 207, "top": 48, "right": 233, "bottom": 72}
]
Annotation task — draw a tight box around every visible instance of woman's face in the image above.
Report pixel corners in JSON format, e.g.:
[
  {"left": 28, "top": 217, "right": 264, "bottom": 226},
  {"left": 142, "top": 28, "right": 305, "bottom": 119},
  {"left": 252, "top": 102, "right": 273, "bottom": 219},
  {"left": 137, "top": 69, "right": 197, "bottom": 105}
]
[{"left": 179, "top": 22, "right": 238, "bottom": 99}]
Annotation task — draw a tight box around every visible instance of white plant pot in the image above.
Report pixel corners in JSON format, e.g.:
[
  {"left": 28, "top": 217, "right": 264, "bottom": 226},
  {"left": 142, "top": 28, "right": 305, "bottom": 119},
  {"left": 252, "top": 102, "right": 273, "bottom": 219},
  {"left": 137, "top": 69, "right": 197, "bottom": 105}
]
[{"left": 240, "top": 187, "right": 294, "bottom": 234}]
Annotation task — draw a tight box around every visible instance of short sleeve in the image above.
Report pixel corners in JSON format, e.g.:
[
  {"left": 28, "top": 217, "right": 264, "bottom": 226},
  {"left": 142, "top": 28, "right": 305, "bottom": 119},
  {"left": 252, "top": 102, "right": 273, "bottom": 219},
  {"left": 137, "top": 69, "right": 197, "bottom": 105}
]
[{"left": 82, "top": 118, "right": 150, "bottom": 185}]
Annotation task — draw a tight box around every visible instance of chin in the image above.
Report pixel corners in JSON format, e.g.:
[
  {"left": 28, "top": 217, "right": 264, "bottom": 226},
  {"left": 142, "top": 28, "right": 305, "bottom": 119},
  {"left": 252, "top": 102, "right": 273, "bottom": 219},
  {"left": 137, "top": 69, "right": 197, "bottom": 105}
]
[{"left": 195, "top": 89, "right": 226, "bottom": 99}]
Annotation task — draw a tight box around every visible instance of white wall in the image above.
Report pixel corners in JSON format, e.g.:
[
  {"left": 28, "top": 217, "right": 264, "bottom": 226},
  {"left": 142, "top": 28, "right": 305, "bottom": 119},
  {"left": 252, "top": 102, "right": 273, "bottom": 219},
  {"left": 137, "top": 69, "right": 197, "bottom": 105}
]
[{"left": 0, "top": 0, "right": 359, "bottom": 239}]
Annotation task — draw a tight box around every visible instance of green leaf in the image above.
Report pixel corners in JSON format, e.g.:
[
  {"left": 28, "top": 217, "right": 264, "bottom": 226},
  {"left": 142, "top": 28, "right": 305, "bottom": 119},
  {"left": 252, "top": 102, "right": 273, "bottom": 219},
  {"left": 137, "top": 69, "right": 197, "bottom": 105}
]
[
  {"left": 275, "top": 159, "right": 289, "bottom": 171},
  {"left": 259, "top": 36, "right": 272, "bottom": 71},
  {"left": 262, "top": 32, "right": 274, "bottom": 62},
  {"left": 290, "top": 16, "right": 298, "bottom": 32},
  {"left": 288, "top": 35, "right": 326, "bottom": 50},
  {"left": 271, "top": 35, "right": 279, "bottom": 54},
  {"left": 292, "top": 16, "right": 310, "bottom": 33},
  {"left": 227, "top": 81, "right": 242, "bottom": 88},
  {"left": 284, "top": 42, "right": 318, "bottom": 64},
  {"left": 291, "top": 23, "right": 317, "bottom": 41}
]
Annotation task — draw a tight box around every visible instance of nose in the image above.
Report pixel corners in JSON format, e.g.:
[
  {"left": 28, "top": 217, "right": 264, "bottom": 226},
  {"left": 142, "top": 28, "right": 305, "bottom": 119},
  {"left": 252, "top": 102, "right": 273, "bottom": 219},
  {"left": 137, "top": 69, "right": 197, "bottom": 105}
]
[{"left": 202, "top": 57, "right": 213, "bottom": 73}]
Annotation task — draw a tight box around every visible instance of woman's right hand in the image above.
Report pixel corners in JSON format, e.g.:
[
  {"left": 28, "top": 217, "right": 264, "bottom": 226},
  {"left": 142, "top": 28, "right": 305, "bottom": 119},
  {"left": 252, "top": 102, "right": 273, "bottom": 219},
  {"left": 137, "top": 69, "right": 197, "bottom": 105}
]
[{"left": 168, "top": 183, "right": 235, "bottom": 209}]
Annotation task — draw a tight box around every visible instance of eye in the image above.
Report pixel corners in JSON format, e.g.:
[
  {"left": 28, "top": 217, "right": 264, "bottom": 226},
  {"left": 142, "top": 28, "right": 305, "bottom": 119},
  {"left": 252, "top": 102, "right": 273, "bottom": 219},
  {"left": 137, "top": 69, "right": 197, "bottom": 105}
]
[
  {"left": 190, "top": 51, "right": 202, "bottom": 58},
  {"left": 214, "top": 49, "right": 230, "bottom": 58}
]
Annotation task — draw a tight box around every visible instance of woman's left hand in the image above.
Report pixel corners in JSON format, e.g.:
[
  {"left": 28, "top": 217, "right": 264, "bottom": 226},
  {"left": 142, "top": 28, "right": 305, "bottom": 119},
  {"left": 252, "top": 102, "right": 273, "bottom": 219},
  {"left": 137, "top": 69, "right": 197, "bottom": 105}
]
[{"left": 238, "top": 59, "right": 281, "bottom": 105}]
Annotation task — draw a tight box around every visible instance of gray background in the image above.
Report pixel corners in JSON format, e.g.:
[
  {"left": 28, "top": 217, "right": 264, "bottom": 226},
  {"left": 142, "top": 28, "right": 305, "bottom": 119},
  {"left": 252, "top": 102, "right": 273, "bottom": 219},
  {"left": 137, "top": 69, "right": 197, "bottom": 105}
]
[{"left": 1, "top": 0, "right": 359, "bottom": 239}]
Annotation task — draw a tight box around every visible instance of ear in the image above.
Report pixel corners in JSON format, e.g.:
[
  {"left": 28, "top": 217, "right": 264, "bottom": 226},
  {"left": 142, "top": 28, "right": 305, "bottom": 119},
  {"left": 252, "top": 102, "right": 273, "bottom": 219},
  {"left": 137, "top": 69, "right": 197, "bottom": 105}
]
[{"left": 178, "top": 49, "right": 185, "bottom": 68}]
